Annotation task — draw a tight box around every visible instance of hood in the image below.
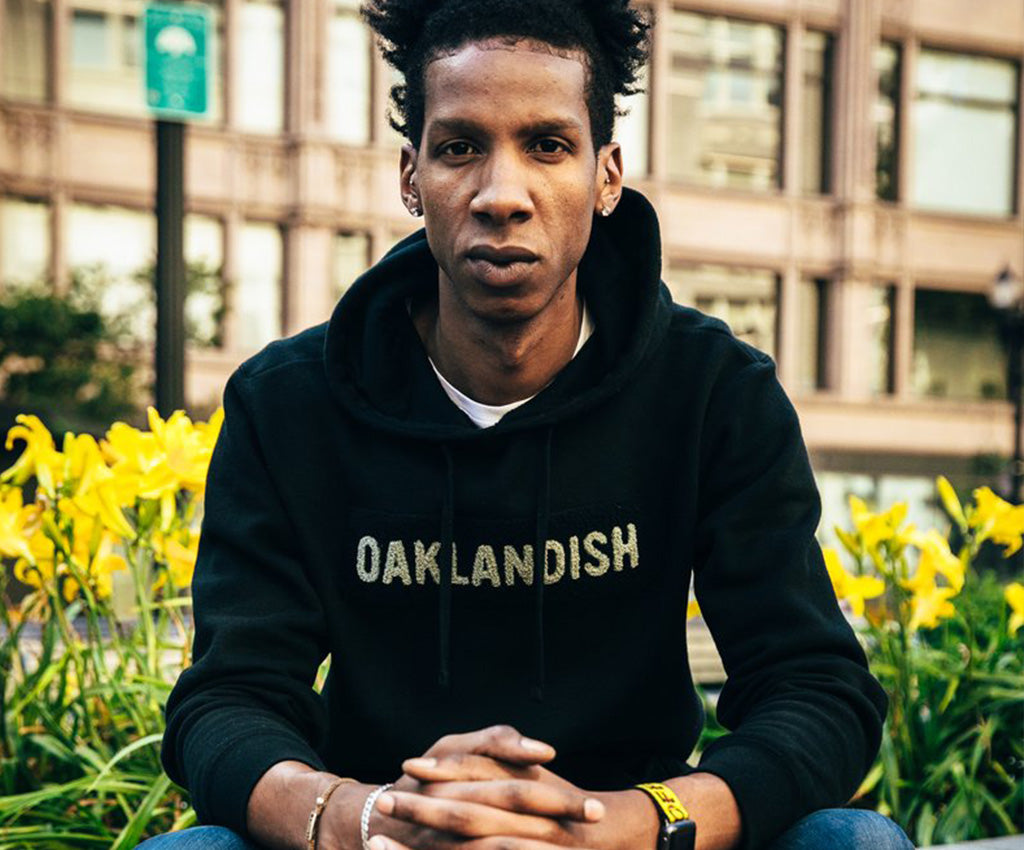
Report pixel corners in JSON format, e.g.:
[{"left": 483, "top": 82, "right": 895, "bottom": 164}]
[{"left": 323, "top": 187, "right": 672, "bottom": 439}]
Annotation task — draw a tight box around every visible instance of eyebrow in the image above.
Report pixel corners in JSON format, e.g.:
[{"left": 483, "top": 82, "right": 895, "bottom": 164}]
[{"left": 426, "top": 116, "right": 585, "bottom": 138}]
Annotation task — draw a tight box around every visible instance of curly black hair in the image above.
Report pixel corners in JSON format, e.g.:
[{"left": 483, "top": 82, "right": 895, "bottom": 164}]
[{"left": 361, "top": 0, "right": 651, "bottom": 151}]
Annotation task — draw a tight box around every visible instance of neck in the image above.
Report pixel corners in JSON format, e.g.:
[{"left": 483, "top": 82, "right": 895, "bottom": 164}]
[{"left": 415, "top": 272, "right": 583, "bottom": 406}]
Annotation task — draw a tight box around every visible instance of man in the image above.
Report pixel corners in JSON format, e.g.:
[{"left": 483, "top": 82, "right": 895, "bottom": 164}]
[{"left": 146, "top": 2, "right": 912, "bottom": 849}]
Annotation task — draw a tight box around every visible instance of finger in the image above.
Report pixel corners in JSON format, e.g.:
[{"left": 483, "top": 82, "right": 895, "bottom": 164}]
[
  {"left": 404, "top": 753, "right": 535, "bottom": 783},
  {"left": 426, "top": 725, "right": 556, "bottom": 764},
  {"left": 377, "top": 790, "right": 567, "bottom": 841},
  {"left": 417, "top": 779, "right": 605, "bottom": 822}
]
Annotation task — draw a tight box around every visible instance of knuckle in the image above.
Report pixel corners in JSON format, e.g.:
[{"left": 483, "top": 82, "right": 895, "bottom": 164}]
[
  {"left": 445, "top": 806, "right": 474, "bottom": 834},
  {"left": 492, "top": 724, "right": 520, "bottom": 739},
  {"left": 503, "top": 781, "right": 528, "bottom": 809}
]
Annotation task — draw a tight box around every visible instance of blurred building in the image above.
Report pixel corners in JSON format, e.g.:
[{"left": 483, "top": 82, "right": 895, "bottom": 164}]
[{"left": 1, "top": 0, "right": 1023, "bottom": 536}]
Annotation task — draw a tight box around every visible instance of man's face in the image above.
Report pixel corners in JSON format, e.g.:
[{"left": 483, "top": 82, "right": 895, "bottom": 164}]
[{"left": 402, "top": 40, "right": 621, "bottom": 325}]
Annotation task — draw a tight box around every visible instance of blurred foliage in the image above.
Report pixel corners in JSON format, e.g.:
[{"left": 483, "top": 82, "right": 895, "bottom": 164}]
[
  {"left": 131, "top": 259, "right": 228, "bottom": 350},
  {"left": 0, "top": 269, "right": 140, "bottom": 433},
  {"left": 0, "top": 261, "right": 228, "bottom": 438}
]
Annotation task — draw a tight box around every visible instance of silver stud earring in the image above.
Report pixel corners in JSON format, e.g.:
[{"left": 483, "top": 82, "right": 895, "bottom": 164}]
[{"left": 601, "top": 206, "right": 612, "bottom": 217}]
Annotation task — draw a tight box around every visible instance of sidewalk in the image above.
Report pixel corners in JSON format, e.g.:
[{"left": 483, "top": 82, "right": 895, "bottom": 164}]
[{"left": 940, "top": 838, "right": 1024, "bottom": 850}]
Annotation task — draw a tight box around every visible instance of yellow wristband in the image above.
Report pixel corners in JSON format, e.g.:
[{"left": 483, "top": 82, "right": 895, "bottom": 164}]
[{"left": 635, "top": 782, "right": 690, "bottom": 823}]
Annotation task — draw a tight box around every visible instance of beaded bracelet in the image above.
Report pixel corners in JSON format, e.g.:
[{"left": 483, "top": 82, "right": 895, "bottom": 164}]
[{"left": 305, "top": 776, "right": 356, "bottom": 850}]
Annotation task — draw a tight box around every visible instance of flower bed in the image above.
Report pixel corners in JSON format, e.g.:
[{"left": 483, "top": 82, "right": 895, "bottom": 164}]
[{"left": 0, "top": 412, "right": 1020, "bottom": 846}]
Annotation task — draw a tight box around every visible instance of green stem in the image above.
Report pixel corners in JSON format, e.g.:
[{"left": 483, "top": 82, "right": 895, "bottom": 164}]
[
  {"left": 47, "top": 585, "right": 96, "bottom": 741},
  {"left": 128, "top": 544, "right": 159, "bottom": 684}
]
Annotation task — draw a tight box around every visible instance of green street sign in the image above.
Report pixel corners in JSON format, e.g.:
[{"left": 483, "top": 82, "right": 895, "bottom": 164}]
[{"left": 144, "top": 3, "right": 211, "bottom": 119}]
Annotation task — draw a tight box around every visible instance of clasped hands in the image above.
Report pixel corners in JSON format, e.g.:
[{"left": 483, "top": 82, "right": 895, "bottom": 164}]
[{"left": 364, "top": 725, "right": 650, "bottom": 850}]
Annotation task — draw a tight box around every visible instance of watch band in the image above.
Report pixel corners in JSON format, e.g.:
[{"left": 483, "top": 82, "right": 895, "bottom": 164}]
[{"left": 635, "top": 782, "right": 690, "bottom": 823}]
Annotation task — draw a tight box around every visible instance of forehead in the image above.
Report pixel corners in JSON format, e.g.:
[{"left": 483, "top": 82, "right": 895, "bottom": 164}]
[{"left": 422, "top": 41, "right": 589, "bottom": 132}]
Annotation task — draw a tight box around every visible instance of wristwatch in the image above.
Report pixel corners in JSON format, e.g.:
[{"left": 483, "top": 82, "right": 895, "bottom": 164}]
[{"left": 635, "top": 782, "right": 697, "bottom": 850}]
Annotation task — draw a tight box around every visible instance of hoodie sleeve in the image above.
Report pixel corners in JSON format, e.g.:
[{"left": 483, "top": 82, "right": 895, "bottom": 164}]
[
  {"left": 691, "top": 356, "right": 887, "bottom": 850},
  {"left": 161, "top": 366, "right": 330, "bottom": 835}
]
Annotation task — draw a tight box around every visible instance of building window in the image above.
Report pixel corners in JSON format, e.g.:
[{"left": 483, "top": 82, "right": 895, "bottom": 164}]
[
  {"left": 236, "top": 0, "right": 285, "bottom": 133},
  {"left": 874, "top": 42, "right": 901, "bottom": 202},
  {"left": 0, "top": 197, "right": 50, "bottom": 287},
  {"left": 236, "top": 222, "right": 282, "bottom": 350},
  {"left": 67, "top": 203, "right": 155, "bottom": 343},
  {"left": 802, "top": 31, "right": 834, "bottom": 195},
  {"left": 616, "top": 60, "right": 650, "bottom": 178},
  {"left": 913, "top": 49, "right": 1019, "bottom": 217},
  {"left": 327, "top": 0, "right": 372, "bottom": 144},
  {"left": 3, "top": 0, "right": 51, "bottom": 100},
  {"left": 68, "top": 0, "right": 224, "bottom": 122},
  {"left": 333, "top": 231, "right": 370, "bottom": 300},
  {"left": 912, "top": 289, "right": 1005, "bottom": 401},
  {"left": 67, "top": 204, "right": 225, "bottom": 346},
  {"left": 797, "top": 277, "right": 829, "bottom": 392},
  {"left": 667, "top": 11, "right": 784, "bottom": 191},
  {"left": 184, "top": 215, "right": 226, "bottom": 348},
  {"left": 868, "top": 285, "right": 895, "bottom": 396},
  {"left": 666, "top": 263, "right": 779, "bottom": 358}
]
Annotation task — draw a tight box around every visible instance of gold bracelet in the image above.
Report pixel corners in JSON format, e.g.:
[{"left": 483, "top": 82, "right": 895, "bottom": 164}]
[{"left": 306, "top": 776, "right": 357, "bottom": 850}]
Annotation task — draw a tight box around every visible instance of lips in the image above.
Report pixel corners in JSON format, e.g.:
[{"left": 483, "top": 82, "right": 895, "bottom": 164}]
[
  {"left": 465, "top": 245, "right": 539, "bottom": 286},
  {"left": 466, "top": 245, "right": 539, "bottom": 264}
]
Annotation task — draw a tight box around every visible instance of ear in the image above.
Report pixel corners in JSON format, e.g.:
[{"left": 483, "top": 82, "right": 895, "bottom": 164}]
[
  {"left": 594, "top": 143, "right": 623, "bottom": 218},
  {"left": 399, "top": 143, "right": 423, "bottom": 217}
]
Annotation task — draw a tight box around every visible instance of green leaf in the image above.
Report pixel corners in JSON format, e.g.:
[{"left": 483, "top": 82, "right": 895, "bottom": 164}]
[
  {"left": 109, "top": 772, "right": 172, "bottom": 850},
  {"left": 914, "top": 801, "right": 935, "bottom": 847},
  {"left": 85, "top": 732, "right": 163, "bottom": 793}
]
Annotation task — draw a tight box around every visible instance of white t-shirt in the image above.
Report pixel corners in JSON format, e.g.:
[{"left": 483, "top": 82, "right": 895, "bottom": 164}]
[{"left": 428, "top": 305, "right": 594, "bottom": 428}]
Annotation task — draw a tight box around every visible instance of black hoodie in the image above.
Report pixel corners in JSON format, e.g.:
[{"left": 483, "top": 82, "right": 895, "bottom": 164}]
[{"left": 161, "top": 188, "right": 887, "bottom": 849}]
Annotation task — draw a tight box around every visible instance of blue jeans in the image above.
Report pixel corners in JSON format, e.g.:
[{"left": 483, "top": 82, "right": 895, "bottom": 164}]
[{"left": 134, "top": 808, "right": 914, "bottom": 849}]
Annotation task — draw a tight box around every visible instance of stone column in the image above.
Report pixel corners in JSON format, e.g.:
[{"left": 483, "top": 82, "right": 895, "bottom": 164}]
[
  {"left": 283, "top": 219, "right": 333, "bottom": 335},
  {"left": 831, "top": 0, "right": 883, "bottom": 399}
]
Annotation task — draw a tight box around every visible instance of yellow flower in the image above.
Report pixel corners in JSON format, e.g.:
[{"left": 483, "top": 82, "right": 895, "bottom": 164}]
[
  {"left": 908, "top": 584, "right": 958, "bottom": 631},
  {"left": 13, "top": 526, "right": 55, "bottom": 591},
  {"left": 903, "top": 529, "right": 965, "bottom": 594},
  {"left": 102, "top": 407, "right": 222, "bottom": 532},
  {"left": 970, "top": 487, "right": 1024, "bottom": 557},
  {"left": 2, "top": 415, "right": 62, "bottom": 495},
  {"left": 144, "top": 407, "right": 219, "bottom": 495},
  {"left": 1006, "top": 582, "right": 1024, "bottom": 636},
  {"left": 823, "top": 546, "right": 885, "bottom": 618},
  {"left": 936, "top": 476, "right": 967, "bottom": 530},
  {"left": 0, "top": 488, "right": 37, "bottom": 562},
  {"left": 849, "top": 496, "right": 910, "bottom": 553},
  {"left": 686, "top": 599, "right": 701, "bottom": 620},
  {"left": 70, "top": 462, "right": 137, "bottom": 540},
  {"left": 152, "top": 530, "right": 200, "bottom": 592}
]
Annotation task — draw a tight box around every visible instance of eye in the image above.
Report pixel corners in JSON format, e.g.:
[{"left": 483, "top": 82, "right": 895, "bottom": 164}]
[
  {"left": 529, "top": 138, "right": 571, "bottom": 156},
  {"left": 439, "top": 140, "right": 478, "bottom": 158}
]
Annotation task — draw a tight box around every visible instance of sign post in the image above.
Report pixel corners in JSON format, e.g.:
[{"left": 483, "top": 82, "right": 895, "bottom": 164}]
[{"left": 144, "top": 3, "right": 211, "bottom": 417}]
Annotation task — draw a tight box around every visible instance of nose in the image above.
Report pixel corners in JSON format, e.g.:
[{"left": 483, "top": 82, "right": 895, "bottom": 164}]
[{"left": 469, "top": 150, "right": 534, "bottom": 225}]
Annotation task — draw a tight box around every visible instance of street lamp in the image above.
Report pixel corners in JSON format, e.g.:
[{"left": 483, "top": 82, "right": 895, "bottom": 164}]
[{"left": 988, "top": 265, "right": 1024, "bottom": 504}]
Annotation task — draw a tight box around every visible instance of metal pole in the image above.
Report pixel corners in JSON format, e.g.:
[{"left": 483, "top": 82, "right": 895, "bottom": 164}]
[
  {"left": 1011, "top": 321, "right": 1024, "bottom": 505},
  {"left": 155, "top": 119, "right": 186, "bottom": 418}
]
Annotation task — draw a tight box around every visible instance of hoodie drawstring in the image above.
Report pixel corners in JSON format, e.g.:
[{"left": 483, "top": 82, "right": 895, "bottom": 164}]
[
  {"left": 439, "top": 444, "right": 455, "bottom": 691},
  {"left": 436, "top": 428, "right": 554, "bottom": 700},
  {"left": 531, "top": 426, "right": 554, "bottom": 701}
]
